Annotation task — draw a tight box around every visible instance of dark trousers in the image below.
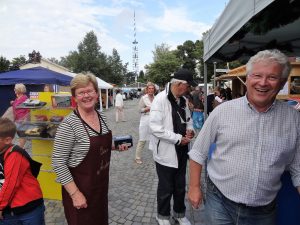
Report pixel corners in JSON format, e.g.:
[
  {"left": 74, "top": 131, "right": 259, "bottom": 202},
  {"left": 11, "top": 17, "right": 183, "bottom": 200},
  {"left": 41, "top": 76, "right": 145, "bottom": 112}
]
[{"left": 155, "top": 150, "right": 188, "bottom": 218}]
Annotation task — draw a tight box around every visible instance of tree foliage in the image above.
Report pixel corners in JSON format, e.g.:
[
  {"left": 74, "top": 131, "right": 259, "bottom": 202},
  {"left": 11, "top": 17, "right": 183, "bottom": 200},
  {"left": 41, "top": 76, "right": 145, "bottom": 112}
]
[
  {"left": 137, "top": 70, "right": 146, "bottom": 83},
  {"left": 145, "top": 43, "right": 183, "bottom": 86},
  {"left": 9, "top": 55, "right": 27, "bottom": 71},
  {"left": 59, "top": 31, "right": 127, "bottom": 85},
  {"left": 106, "top": 48, "right": 127, "bottom": 84},
  {"left": 0, "top": 56, "right": 10, "bottom": 73}
]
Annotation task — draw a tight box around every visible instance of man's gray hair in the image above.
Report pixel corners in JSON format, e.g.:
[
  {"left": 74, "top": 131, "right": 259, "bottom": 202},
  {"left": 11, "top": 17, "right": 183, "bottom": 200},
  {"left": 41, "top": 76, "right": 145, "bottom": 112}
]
[{"left": 246, "top": 49, "right": 291, "bottom": 79}]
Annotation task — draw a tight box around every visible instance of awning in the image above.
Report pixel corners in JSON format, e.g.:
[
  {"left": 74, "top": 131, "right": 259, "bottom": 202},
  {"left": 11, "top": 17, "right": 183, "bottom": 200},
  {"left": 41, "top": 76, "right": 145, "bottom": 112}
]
[
  {"left": 0, "top": 67, "right": 72, "bottom": 86},
  {"left": 203, "top": 0, "right": 300, "bottom": 62}
]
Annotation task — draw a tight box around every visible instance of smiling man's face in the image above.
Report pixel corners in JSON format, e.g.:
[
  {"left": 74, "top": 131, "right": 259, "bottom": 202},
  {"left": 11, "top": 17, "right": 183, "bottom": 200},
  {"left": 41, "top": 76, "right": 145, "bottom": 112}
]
[{"left": 246, "top": 60, "right": 286, "bottom": 112}]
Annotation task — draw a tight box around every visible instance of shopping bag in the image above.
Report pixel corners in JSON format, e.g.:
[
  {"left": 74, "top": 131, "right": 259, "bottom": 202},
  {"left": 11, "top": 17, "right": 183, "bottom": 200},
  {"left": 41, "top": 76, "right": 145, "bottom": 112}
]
[{"left": 1, "top": 106, "right": 15, "bottom": 121}]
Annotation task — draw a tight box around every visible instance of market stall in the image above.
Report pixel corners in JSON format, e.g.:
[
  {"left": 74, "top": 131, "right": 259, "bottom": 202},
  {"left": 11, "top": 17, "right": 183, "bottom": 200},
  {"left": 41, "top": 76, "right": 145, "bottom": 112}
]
[{"left": 0, "top": 67, "right": 74, "bottom": 200}]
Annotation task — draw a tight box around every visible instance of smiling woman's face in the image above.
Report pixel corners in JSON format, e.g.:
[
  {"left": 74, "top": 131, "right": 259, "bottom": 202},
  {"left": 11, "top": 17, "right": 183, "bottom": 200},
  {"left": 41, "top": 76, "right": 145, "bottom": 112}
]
[{"left": 74, "top": 82, "right": 99, "bottom": 111}]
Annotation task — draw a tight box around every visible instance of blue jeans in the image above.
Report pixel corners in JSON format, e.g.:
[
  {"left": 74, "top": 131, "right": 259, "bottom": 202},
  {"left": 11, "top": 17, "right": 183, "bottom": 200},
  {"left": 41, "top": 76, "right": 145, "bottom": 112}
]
[
  {"left": 205, "top": 178, "right": 276, "bottom": 225},
  {"left": 0, "top": 204, "right": 45, "bottom": 225}
]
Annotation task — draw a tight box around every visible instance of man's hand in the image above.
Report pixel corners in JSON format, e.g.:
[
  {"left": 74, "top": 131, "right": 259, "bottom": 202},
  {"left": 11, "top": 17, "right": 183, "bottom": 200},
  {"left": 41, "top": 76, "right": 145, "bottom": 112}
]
[
  {"left": 180, "top": 137, "right": 191, "bottom": 145},
  {"left": 188, "top": 186, "right": 203, "bottom": 209},
  {"left": 297, "top": 186, "right": 300, "bottom": 194},
  {"left": 0, "top": 210, "right": 3, "bottom": 220},
  {"left": 185, "top": 129, "right": 195, "bottom": 139}
]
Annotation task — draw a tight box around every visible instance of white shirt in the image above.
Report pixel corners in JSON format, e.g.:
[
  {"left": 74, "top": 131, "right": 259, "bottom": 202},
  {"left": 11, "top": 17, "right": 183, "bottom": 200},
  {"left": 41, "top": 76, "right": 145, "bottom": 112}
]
[{"left": 115, "top": 93, "right": 124, "bottom": 107}]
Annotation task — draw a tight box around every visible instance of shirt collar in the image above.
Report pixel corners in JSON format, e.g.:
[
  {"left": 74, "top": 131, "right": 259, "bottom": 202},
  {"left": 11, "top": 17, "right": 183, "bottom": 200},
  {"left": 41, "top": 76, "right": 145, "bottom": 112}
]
[{"left": 242, "top": 95, "right": 277, "bottom": 113}]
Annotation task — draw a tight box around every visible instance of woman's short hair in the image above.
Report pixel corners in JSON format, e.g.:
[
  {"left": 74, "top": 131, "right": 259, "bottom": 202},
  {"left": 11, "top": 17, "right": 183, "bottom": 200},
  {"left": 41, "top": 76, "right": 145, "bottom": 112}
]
[
  {"left": 146, "top": 82, "right": 156, "bottom": 92},
  {"left": 70, "top": 73, "right": 98, "bottom": 97},
  {"left": 14, "top": 83, "right": 27, "bottom": 94},
  {"left": 246, "top": 49, "right": 291, "bottom": 79}
]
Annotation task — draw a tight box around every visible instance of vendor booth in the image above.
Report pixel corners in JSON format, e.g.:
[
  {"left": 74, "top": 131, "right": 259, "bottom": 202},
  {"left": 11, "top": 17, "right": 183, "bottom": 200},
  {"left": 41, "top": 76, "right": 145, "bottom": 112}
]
[
  {"left": 0, "top": 67, "right": 74, "bottom": 200},
  {"left": 202, "top": 0, "right": 300, "bottom": 224}
]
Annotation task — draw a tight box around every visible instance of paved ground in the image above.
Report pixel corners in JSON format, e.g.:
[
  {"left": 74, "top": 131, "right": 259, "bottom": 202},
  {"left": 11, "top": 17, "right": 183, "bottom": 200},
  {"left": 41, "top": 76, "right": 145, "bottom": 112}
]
[{"left": 35, "top": 98, "right": 207, "bottom": 225}]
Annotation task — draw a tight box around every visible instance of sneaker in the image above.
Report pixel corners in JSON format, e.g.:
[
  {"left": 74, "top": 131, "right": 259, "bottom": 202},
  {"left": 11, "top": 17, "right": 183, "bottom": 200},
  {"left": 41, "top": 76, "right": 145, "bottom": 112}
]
[
  {"left": 156, "top": 216, "right": 171, "bottom": 225},
  {"left": 174, "top": 217, "right": 191, "bottom": 225}
]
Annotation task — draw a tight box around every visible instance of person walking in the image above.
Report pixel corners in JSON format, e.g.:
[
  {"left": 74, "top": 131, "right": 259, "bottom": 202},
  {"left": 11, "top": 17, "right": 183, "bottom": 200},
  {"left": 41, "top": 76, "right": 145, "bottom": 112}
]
[
  {"left": 188, "top": 49, "right": 300, "bottom": 225},
  {"left": 52, "top": 74, "right": 128, "bottom": 225},
  {"left": 10, "top": 83, "right": 29, "bottom": 148},
  {"left": 115, "top": 89, "right": 125, "bottom": 122},
  {"left": 135, "top": 82, "right": 156, "bottom": 164},
  {"left": 149, "top": 68, "right": 196, "bottom": 225}
]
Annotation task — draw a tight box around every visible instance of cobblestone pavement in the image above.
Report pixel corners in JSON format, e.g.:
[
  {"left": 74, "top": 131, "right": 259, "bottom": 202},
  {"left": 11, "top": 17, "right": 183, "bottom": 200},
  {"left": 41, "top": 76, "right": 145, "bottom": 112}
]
[{"left": 40, "top": 98, "right": 206, "bottom": 225}]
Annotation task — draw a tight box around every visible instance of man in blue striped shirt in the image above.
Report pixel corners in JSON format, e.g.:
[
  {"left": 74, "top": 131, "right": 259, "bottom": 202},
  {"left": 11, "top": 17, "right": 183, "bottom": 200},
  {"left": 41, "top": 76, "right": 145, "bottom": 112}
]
[{"left": 188, "top": 49, "right": 300, "bottom": 225}]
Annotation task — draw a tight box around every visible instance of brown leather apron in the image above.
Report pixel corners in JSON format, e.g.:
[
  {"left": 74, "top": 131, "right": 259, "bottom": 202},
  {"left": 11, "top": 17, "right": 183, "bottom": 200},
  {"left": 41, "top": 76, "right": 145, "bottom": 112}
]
[{"left": 62, "top": 113, "right": 112, "bottom": 225}]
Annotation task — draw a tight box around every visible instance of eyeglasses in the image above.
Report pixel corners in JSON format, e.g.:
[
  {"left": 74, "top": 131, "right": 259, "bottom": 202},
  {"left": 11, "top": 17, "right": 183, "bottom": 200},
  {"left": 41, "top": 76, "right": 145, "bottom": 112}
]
[
  {"left": 249, "top": 73, "right": 281, "bottom": 82},
  {"left": 76, "top": 90, "right": 96, "bottom": 97}
]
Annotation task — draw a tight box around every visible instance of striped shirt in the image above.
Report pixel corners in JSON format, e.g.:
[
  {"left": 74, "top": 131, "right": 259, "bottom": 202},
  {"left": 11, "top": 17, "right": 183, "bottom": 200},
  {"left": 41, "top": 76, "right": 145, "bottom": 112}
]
[
  {"left": 189, "top": 96, "right": 300, "bottom": 206},
  {"left": 52, "top": 110, "right": 110, "bottom": 185}
]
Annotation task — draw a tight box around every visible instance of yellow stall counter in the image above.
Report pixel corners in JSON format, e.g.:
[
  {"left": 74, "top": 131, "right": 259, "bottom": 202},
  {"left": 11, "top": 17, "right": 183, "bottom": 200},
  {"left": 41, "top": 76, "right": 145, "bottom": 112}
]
[{"left": 25, "top": 91, "right": 73, "bottom": 200}]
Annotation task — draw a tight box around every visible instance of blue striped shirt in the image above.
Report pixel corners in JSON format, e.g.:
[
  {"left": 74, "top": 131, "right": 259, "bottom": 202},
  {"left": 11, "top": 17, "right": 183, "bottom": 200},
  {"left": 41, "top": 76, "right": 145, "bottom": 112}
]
[{"left": 189, "top": 96, "right": 300, "bottom": 206}]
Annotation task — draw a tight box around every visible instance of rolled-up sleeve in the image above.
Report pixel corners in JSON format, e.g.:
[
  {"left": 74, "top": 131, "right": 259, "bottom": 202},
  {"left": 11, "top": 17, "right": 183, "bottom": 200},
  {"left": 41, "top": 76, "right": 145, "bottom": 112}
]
[
  {"left": 52, "top": 121, "right": 75, "bottom": 185},
  {"left": 188, "top": 110, "right": 219, "bottom": 165}
]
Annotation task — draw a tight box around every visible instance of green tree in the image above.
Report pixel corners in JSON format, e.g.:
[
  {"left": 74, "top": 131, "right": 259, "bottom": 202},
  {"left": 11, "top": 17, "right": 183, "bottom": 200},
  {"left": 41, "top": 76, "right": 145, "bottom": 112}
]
[
  {"left": 9, "top": 55, "right": 27, "bottom": 70},
  {"left": 137, "top": 70, "right": 146, "bottom": 83},
  {"left": 106, "top": 48, "right": 127, "bottom": 85},
  {"left": 0, "top": 56, "right": 10, "bottom": 73},
  {"left": 59, "top": 31, "right": 128, "bottom": 85},
  {"left": 47, "top": 57, "right": 60, "bottom": 65},
  {"left": 124, "top": 71, "right": 136, "bottom": 85},
  {"left": 76, "top": 31, "right": 102, "bottom": 74},
  {"left": 145, "top": 43, "right": 183, "bottom": 86}
]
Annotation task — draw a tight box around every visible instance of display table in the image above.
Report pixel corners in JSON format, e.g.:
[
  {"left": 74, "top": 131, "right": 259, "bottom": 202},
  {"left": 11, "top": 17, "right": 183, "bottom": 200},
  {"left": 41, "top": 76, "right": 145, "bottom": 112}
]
[{"left": 19, "top": 92, "right": 73, "bottom": 200}]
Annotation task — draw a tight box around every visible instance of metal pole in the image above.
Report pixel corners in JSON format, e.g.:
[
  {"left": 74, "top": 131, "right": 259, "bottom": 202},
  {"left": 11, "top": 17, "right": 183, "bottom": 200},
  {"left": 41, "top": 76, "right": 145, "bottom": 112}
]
[
  {"left": 204, "top": 63, "right": 208, "bottom": 120},
  {"left": 213, "top": 62, "right": 217, "bottom": 88}
]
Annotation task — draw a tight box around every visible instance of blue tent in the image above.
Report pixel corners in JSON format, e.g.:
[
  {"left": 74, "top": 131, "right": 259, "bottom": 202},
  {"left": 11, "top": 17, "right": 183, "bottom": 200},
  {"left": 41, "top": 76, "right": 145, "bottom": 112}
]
[
  {"left": 0, "top": 67, "right": 73, "bottom": 116},
  {"left": 0, "top": 66, "right": 72, "bottom": 86}
]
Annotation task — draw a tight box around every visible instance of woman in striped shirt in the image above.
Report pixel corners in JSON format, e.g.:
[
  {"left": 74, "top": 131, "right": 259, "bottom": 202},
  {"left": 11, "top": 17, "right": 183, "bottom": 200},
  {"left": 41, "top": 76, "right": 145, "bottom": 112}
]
[{"left": 52, "top": 74, "right": 127, "bottom": 225}]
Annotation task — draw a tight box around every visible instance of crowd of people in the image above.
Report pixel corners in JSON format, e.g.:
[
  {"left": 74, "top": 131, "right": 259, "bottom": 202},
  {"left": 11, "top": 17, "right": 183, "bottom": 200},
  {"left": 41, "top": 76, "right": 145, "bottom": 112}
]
[{"left": 0, "top": 49, "right": 299, "bottom": 225}]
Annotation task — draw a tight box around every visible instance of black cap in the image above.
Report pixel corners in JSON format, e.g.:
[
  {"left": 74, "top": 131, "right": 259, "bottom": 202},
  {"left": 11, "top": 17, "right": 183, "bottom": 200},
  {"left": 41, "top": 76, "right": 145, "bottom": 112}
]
[{"left": 172, "top": 68, "right": 197, "bottom": 87}]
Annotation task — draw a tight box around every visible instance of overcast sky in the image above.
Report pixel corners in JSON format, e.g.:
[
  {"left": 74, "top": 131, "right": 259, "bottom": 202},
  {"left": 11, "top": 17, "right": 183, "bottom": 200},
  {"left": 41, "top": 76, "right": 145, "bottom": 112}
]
[{"left": 0, "top": 0, "right": 227, "bottom": 72}]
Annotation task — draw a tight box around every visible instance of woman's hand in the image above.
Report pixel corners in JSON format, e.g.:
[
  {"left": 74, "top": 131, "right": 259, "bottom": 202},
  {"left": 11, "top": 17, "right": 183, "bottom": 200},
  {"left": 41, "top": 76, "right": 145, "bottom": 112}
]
[
  {"left": 118, "top": 143, "right": 129, "bottom": 151},
  {"left": 71, "top": 190, "right": 88, "bottom": 209},
  {"left": 112, "top": 143, "right": 129, "bottom": 151}
]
